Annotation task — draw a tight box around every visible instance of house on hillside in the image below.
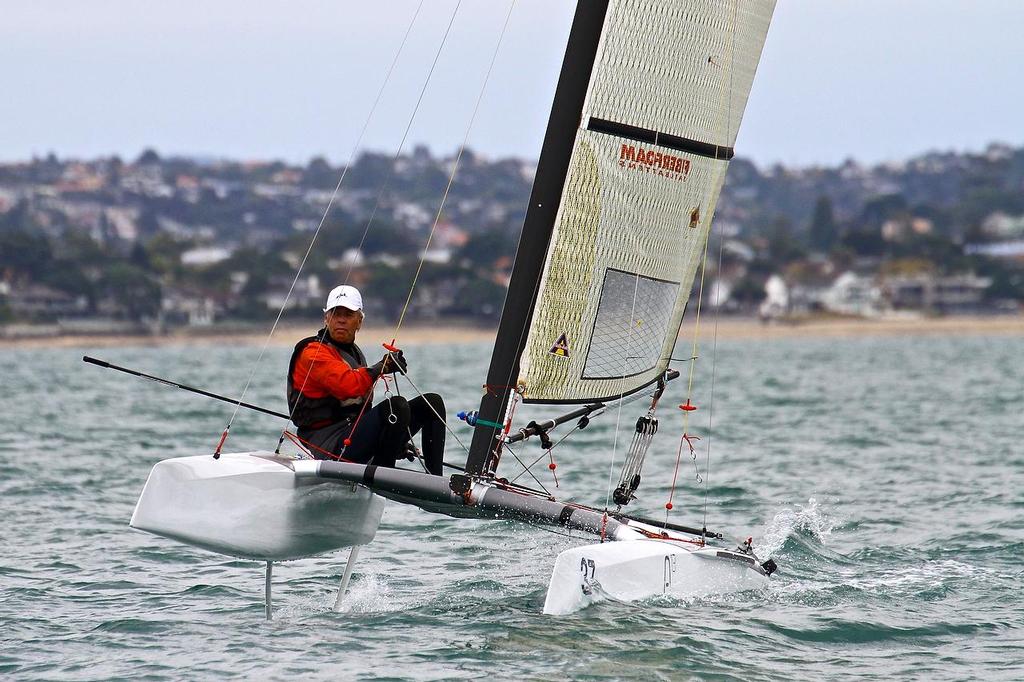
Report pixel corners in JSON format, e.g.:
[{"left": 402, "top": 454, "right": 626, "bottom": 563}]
[
  {"left": 1, "top": 282, "right": 89, "bottom": 319},
  {"left": 161, "top": 287, "right": 220, "bottom": 326},
  {"left": 262, "top": 275, "right": 322, "bottom": 311},
  {"left": 883, "top": 274, "right": 991, "bottom": 313},
  {"left": 181, "top": 246, "right": 232, "bottom": 266},
  {"left": 965, "top": 240, "right": 1024, "bottom": 261},
  {"left": 821, "top": 272, "right": 886, "bottom": 317},
  {"left": 394, "top": 201, "right": 432, "bottom": 230},
  {"left": 758, "top": 275, "right": 789, "bottom": 319}
]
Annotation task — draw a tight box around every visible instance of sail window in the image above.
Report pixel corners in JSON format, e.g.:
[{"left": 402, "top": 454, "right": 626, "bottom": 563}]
[{"left": 582, "top": 268, "right": 679, "bottom": 380}]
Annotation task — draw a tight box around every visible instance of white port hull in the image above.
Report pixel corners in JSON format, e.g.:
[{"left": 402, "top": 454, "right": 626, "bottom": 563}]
[
  {"left": 543, "top": 539, "right": 768, "bottom": 615},
  {"left": 130, "top": 451, "right": 384, "bottom": 561}
]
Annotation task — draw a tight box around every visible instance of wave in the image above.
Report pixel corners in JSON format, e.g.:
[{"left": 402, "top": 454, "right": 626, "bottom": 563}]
[{"left": 759, "top": 497, "right": 838, "bottom": 559}]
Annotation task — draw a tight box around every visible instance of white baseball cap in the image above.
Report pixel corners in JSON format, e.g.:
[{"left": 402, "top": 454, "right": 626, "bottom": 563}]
[{"left": 324, "top": 285, "right": 363, "bottom": 312}]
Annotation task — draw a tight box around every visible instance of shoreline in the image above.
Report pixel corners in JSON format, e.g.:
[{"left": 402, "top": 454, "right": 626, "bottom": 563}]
[
  {"left": 681, "top": 313, "right": 1024, "bottom": 340},
  {"left": 2, "top": 314, "right": 1022, "bottom": 349}
]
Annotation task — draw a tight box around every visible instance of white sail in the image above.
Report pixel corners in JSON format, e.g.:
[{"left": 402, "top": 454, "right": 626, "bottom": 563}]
[{"left": 517, "top": 0, "right": 775, "bottom": 403}]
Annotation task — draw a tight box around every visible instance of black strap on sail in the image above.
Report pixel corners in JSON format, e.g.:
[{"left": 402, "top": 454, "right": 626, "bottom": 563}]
[{"left": 464, "top": 0, "right": 611, "bottom": 477}]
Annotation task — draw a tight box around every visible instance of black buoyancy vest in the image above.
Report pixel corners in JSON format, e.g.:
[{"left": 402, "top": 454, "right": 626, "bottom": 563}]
[{"left": 286, "top": 329, "right": 371, "bottom": 428}]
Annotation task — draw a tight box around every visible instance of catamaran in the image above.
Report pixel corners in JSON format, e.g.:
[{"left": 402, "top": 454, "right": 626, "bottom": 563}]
[{"left": 102, "top": 0, "right": 780, "bottom": 617}]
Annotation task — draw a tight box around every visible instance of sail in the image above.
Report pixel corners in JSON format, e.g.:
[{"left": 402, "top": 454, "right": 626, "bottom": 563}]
[
  {"left": 514, "top": 0, "right": 775, "bottom": 403},
  {"left": 465, "top": 0, "right": 775, "bottom": 474}
]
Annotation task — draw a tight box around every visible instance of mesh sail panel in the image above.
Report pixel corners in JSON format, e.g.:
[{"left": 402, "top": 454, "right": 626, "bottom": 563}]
[
  {"left": 586, "top": 0, "right": 775, "bottom": 149},
  {"left": 583, "top": 270, "right": 680, "bottom": 380},
  {"left": 516, "top": 0, "right": 774, "bottom": 403}
]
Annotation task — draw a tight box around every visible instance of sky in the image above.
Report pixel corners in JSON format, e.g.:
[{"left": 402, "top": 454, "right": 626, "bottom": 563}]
[{"left": 2, "top": 0, "right": 1023, "bottom": 169}]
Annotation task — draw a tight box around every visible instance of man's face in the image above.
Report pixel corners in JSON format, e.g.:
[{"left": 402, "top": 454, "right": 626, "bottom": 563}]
[{"left": 325, "top": 306, "right": 362, "bottom": 344}]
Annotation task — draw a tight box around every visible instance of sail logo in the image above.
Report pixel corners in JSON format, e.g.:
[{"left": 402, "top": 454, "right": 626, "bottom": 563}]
[
  {"left": 548, "top": 333, "right": 570, "bottom": 358},
  {"left": 619, "top": 144, "right": 691, "bottom": 182}
]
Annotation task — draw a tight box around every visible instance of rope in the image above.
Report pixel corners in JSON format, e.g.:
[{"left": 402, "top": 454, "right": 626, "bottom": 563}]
[
  {"left": 508, "top": 420, "right": 583, "bottom": 485},
  {"left": 502, "top": 444, "right": 552, "bottom": 497},
  {"left": 386, "top": 376, "right": 427, "bottom": 473},
  {"left": 613, "top": 414, "right": 658, "bottom": 506},
  {"left": 665, "top": 0, "right": 739, "bottom": 523},
  {"left": 278, "top": 2, "right": 459, "bottom": 458},
  {"left": 214, "top": 1, "right": 425, "bottom": 446},
  {"left": 343, "top": 0, "right": 462, "bottom": 283},
  {"left": 340, "top": 364, "right": 397, "bottom": 456},
  {"left": 282, "top": 430, "right": 355, "bottom": 462},
  {"left": 702, "top": 0, "right": 740, "bottom": 534},
  {"left": 604, "top": 272, "right": 642, "bottom": 510},
  {"left": 392, "top": 0, "right": 518, "bottom": 341},
  {"left": 276, "top": 1, "right": 458, "bottom": 455},
  {"left": 399, "top": 367, "right": 471, "bottom": 455}
]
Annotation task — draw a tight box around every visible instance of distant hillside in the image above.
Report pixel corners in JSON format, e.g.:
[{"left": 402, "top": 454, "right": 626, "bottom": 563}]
[
  {"left": 1, "top": 142, "right": 1022, "bottom": 328},
  {"left": 720, "top": 143, "right": 1024, "bottom": 243}
]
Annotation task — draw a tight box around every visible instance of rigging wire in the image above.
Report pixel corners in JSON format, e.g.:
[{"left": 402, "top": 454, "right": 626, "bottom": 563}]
[
  {"left": 502, "top": 444, "right": 552, "bottom": 497},
  {"left": 280, "top": 2, "right": 462, "bottom": 456},
  {"left": 318, "top": 0, "right": 518, "bottom": 477},
  {"left": 399, "top": 367, "right": 472, "bottom": 455},
  {"left": 488, "top": 254, "right": 543, "bottom": 471},
  {"left": 508, "top": 419, "right": 583, "bottom": 484},
  {"left": 287, "top": 0, "right": 518, "bottom": 466},
  {"left": 592, "top": 0, "right": 640, "bottom": 495},
  {"left": 503, "top": 378, "right": 668, "bottom": 487},
  {"left": 342, "top": 0, "right": 464, "bottom": 284},
  {"left": 216, "top": 1, "right": 426, "bottom": 442},
  {"left": 702, "top": 0, "right": 741, "bottom": 533},
  {"left": 604, "top": 272, "right": 642, "bottom": 510},
  {"left": 665, "top": 0, "right": 741, "bottom": 525},
  {"left": 391, "top": 0, "right": 518, "bottom": 341}
]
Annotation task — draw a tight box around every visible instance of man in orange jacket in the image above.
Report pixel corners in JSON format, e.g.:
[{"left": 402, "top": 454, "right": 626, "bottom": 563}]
[{"left": 287, "top": 284, "right": 445, "bottom": 475}]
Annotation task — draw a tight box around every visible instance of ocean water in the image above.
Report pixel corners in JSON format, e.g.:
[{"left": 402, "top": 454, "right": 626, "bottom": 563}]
[{"left": 1, "top": 330, "right": 1022, "bottom": 680}]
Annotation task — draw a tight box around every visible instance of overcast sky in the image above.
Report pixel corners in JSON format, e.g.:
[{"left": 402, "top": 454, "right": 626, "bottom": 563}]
[{"left": 2, "top": 0, "right": 1022, "bottom": 169}]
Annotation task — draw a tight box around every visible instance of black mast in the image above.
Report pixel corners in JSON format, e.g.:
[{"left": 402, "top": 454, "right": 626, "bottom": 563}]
[{"left": 465, "top": 1, "right": 610, "bottom": 477}]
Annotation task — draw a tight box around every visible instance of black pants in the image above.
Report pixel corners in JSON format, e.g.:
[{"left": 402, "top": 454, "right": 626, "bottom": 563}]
[{"left": 340, "top": 393, "right": 445, "bottom": 475}]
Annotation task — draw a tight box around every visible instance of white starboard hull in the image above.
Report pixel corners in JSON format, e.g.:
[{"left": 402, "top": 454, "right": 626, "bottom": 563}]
[
  {"left": 130, "top": 451, "right": 384, "bottom": 561},
  {"left": 299, "top": 460, "right": 774, "bottom": 615},
  {"left": 543, "top": 539, "right": 769, "bottom": 615}
]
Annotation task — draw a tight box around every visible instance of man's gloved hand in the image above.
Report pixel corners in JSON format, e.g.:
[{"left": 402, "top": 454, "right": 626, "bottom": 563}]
[
  {"left": 379, "top": 349, "right": 408, "bottom": 375},
  {"left": 403, "top": 440, "right": 418, "bottom": 462}
]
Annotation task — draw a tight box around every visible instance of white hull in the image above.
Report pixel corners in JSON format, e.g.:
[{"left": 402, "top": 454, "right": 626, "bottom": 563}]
[
  {"left": 130, "top": 451, "right": 384, "bottom": 561},
  {"left": 543, "top": 539, "right": 768, "bottom": 615}
]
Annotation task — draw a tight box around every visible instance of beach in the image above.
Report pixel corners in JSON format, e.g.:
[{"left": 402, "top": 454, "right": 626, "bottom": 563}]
[{"left": 2, "top": 314, "right": 1022, "bottom": 349}]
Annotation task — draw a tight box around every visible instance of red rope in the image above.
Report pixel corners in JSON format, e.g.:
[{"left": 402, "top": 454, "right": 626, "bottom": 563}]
[
  {"left": 483, "top": 383, "right": 520, "bottom": 396},
  {"left": 547, "top": 449, "right": 559, "bottom": 488},
  {"left": 634, "top": 527, "right": 705, "bottom": 546},
  {"left": 503, "top": 392, "right": 520, "bottom": 436},
  {"left": 665, "top": 432, "right": 700, "bottom": 511},
  {"left": 343, "top": 342, "right": 409, "bottom": 453},
  {"left": 213, "top": 426, "right": 230, "bottom": 458},
  {"left": 283, "top": 430, "right": 355, "bottom": 462},
  {"left": 341, "top": 374, "right": 385, "bottom": 454}
]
